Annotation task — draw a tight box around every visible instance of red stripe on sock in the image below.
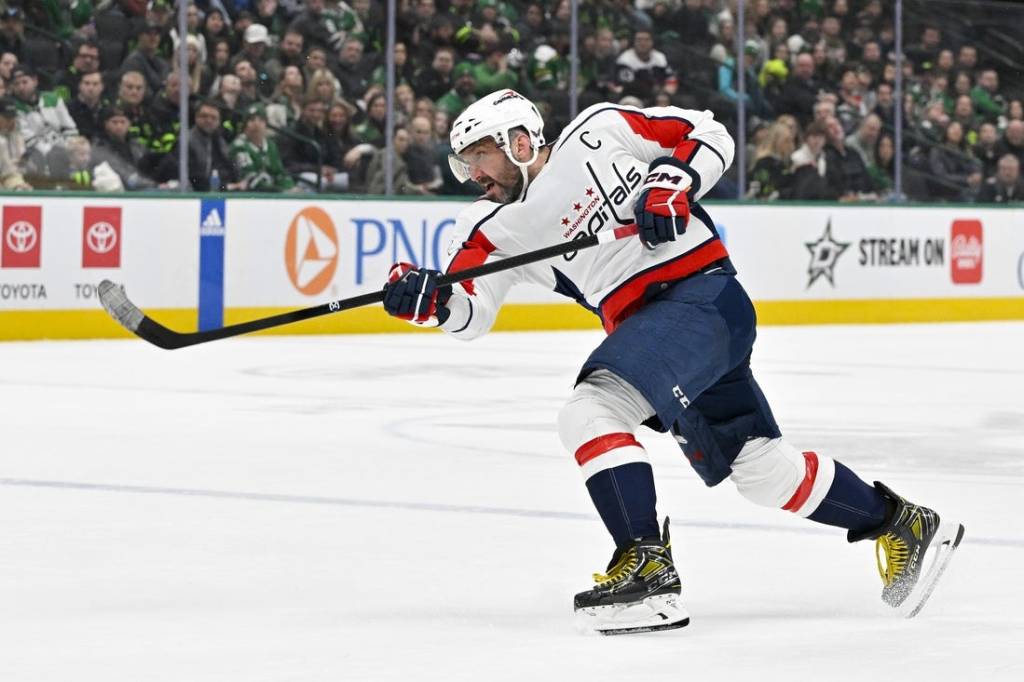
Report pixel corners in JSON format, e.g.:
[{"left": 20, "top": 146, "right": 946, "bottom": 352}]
[
  {"left": 782, "top": 451, "right": 820, "bottom": 512},
  {"left": 574, "top": 433, "right": 642, "bottom": 467}
]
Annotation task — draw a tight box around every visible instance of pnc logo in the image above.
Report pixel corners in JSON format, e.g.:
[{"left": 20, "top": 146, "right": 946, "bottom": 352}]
[
  {"left": 2, "top": 206, "right": 42, "bottom": 268},
  {"left": 6, "top": 221, "right": 37, "bottom": 253},
  {"left": 285, "top": 206, "right": 338, "bottom": 295},
  {"left": 82, "top": 207, "right": 122, "bottom": 268}
]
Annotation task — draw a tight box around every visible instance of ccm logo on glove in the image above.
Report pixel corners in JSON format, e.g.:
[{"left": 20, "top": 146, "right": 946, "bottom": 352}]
[
  {"left": 633, "top": 157, "right": 695, "bottom": 247},
  {"left": 643, "top": 170, "right": 688, "bottom": 185},
  {"left": 382, "top": 262, "right": 452, "bottom": 327}
]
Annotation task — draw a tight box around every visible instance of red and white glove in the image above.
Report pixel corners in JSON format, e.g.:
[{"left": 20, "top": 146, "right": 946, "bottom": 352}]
[
  {"left": 633, "top": 156, "right": 695, "bottom": 247},
  {"left": 382, "top": 262, "right": 452, "bottom": 327}
]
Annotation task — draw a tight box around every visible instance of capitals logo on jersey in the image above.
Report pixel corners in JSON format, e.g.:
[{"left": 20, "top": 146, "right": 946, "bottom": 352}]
[
  {"left": 560, "top": 157, "right": 644, "bottom": 255},
  {"left": 580, "top": 158, "right": 644, "bottom": 227}
]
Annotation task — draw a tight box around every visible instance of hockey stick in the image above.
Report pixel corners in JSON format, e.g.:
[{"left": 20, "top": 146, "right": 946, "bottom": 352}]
[{"left": 98, "top": 224, "right": 639, "bottom": 350}]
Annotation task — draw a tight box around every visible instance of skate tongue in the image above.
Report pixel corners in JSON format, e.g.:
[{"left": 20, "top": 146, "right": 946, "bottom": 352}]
[
  {"left": 597, "top": 546, "right": 638, "bottom": 584},
  {"left": 605, "top": 543, "right": 631, "bottom": 572}
]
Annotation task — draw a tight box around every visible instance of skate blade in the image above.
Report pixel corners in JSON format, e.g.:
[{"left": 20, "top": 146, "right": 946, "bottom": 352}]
[
  {"left": 899, "top": 519, "right": 966, "bottom": 619},
  {"left": 575, "top": 593, "right": 690, "bottom": 636}
]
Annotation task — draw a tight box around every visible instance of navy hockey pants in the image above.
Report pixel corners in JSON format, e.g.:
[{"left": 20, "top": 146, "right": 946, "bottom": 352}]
[{"left": 580, "top": 270, "right": 781, "bottom": 487}]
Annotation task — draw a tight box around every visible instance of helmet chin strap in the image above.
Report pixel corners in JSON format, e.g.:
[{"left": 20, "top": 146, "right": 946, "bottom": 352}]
[{"left": 503, "top": 137, "right": 539, "bottom": 202}]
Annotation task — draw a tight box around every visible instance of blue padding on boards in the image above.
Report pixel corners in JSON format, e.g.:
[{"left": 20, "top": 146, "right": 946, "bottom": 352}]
[{"left": 198, "top": 198, "right": 226, "bottom": 331}]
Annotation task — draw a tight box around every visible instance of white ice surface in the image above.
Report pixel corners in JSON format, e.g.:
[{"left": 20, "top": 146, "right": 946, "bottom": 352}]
[{"left": 1, "top": 323, "right": 1022, "bottom": 681}]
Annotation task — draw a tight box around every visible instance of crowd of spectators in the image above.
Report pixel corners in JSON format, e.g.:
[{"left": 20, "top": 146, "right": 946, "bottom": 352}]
[{"left": 0, "top": 0, "right": 1022, "bottom": 203}]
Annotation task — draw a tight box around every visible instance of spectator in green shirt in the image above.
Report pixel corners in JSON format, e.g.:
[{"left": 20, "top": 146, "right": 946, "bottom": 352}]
[
  {"left": 866, "top": 132, "right": 895, "bottom": 196},
  {"left": 230, "top": 104, "right": 295, "bottom": 192},
  {"left": 471, "top": 47, "right": 519, "bottom": 96},
  {"left": 971, "top": 69, "right": 1005, "bottom": 123},
  {"left": 436, "top": 63, "right": 477, "bottom": 119},
  {"left": 353, "top": 92, "right": 387, "bottom": 147}
]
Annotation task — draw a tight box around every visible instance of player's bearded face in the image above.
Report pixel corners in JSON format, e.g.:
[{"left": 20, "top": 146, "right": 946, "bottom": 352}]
[{"left": 460, "top": 142, "right": 524, "bottom": 203}]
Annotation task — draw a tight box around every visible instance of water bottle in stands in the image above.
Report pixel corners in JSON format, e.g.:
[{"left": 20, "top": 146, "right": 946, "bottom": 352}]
[{"left": 210, "top": 168, "right": 220, "bottom": 192}]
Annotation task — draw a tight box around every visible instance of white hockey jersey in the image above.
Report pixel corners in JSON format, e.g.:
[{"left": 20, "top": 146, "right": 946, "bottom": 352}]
[{"left": 440, "top": 102, "right": 735, "bottom": 339}]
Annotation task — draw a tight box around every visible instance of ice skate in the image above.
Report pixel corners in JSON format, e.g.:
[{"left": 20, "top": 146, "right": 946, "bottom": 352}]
[
  {"left": 574, "top": 518, "right": 690, "bottom": 635},
  {"left": 852, "top": 483, "right": 965, "bottom": 618}
]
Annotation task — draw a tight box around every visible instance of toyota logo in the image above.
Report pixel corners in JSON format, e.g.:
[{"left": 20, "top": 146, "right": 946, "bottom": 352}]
[
  {"left": 5, "top": 220, "right": 37, "bottom": 253},
  {"left": 86, "top": 221, "right": 118, "bottom": 254}
]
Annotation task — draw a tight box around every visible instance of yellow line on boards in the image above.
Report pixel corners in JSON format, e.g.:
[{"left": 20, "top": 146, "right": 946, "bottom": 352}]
[
  {"left": 2, "top": 298, "right": 1023, "bottom": 341},
  {"left": 754, "top": 297, "right": 1024, "bottom": 325},
  {"left": 0, "top": 309, "right": 197, "bottom": 340}
]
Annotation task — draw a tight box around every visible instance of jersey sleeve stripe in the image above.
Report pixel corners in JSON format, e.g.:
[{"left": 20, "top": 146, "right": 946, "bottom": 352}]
[
  {"left": 690, "top": 138, "right": 726, "bottom": 168},
  {"left": 675, "top": 139, "right": 700, "bottom": 163},
  {"left": 556, "top": 105, "right": 696, "bottom": 152},
  {"left": 618, "top": 110, "right": 695, "bottom": 150},
  {"left": 446, "top": 230, "right": 497, "bottom": 296}
]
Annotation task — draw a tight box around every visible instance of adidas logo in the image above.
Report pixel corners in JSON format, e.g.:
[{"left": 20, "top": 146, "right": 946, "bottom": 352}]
[
  {"left": 200, "top": 208, "right": 226, "bottom": 236},
  {"left": 203, "top": 209, "right": 222, "bottom": 228}
]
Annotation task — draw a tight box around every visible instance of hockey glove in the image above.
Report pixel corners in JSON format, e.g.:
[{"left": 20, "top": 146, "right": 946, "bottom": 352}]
[
  {"left": 633, "top": 156, "right": 695, "bottom": 247},
  {"left": 382, "top": 262, "right": 452, "bottom": 327}
]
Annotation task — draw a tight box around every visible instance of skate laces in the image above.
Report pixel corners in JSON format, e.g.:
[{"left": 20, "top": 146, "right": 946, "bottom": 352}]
[
  {"left": 876, "top": 533, "right": 909, "bottom": 587},
  {"left": 593, "top": 547, "right": 639, "bottom": 588}
]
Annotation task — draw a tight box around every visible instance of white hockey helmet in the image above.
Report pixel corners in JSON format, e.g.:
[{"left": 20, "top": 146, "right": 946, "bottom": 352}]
[{"left": 448, "top": 89, "right": 545, "bottom": 192}]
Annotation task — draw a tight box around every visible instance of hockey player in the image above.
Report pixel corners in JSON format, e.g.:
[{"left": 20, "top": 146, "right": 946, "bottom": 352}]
[{"left": 381, "top": 90, "right": 964, "bottom": 634}]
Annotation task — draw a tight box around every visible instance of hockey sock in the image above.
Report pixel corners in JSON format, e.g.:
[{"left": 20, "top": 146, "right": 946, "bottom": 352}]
[
  {"left": 584, "top": 462, "right": 660, "bottom": 548},
  {"left": 807, "top": 460, "right": 889, "bottom": 534}
]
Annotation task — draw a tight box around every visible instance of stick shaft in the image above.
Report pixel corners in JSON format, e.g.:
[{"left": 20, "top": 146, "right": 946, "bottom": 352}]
[{"left": 102, "top": 224, "right": 638, "bottom": 349}]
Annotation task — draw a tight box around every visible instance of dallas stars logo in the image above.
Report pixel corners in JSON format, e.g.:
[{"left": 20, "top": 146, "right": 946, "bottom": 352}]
[{"left": 805, "top": 219, "right": 850, "bottom": 288}]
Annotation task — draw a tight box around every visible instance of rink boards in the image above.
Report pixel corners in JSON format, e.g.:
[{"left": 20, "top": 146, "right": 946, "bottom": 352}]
[{"left": 1, "top": 195, "right": 1022, "bottom": 340}]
